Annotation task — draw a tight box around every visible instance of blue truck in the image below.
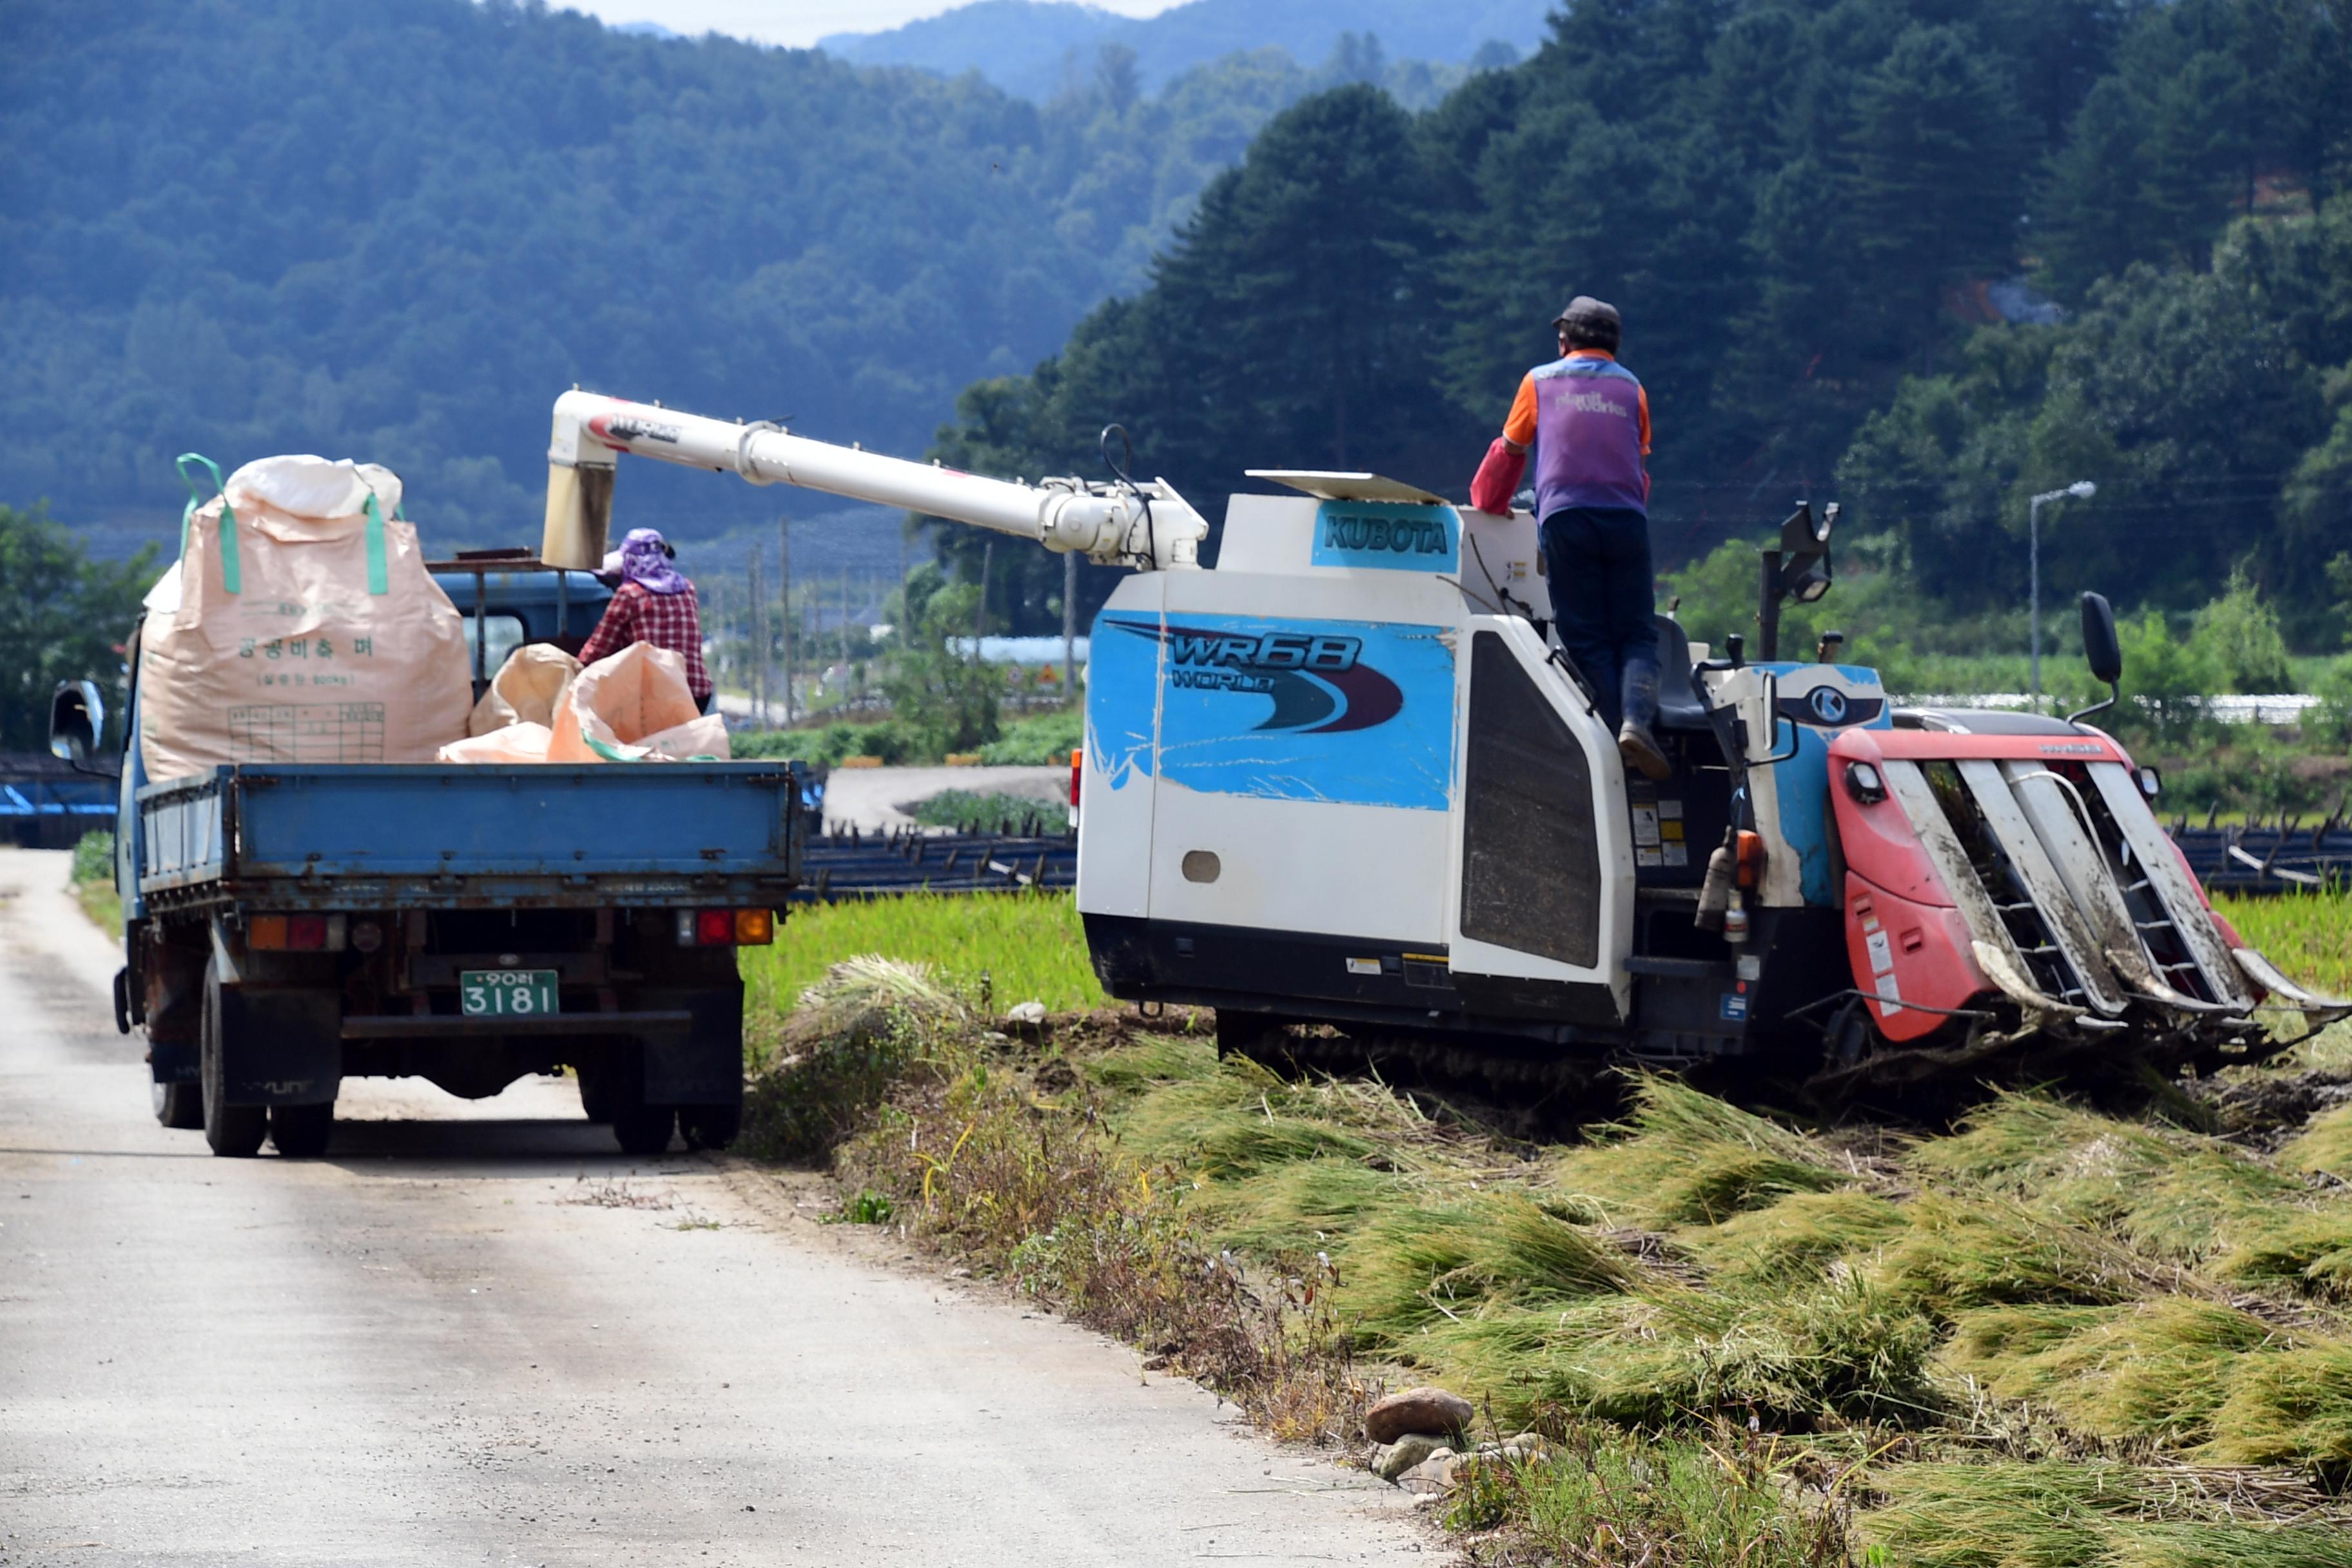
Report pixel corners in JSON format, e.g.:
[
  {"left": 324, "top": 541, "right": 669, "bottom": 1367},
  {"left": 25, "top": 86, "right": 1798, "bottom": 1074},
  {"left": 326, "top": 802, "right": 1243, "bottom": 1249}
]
[{"left": 51, "top": 554, "right": 805, "bottom": 1159}]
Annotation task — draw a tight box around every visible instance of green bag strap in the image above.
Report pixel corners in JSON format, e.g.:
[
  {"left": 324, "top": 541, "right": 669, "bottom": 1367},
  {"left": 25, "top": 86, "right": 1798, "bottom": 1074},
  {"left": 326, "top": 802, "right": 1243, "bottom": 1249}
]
[
  {"left": 581, "top": 723, "right": 642, "bottom": 763},
  {"left": 360, "top": 492, "right": 389, "bottom": 595},
  {"left": 175, "top": 453, "right": 240, "bottom": 594}
]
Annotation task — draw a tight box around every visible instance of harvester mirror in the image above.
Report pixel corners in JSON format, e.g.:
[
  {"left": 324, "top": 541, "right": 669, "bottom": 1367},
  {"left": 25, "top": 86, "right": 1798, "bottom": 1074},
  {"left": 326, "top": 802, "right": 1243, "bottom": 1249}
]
[
  {"left": 1756, "top": 502, "right": 1836, "bottom": 659},
  {"left": 2080, "top": 592, "right": 2121, "bottom": 685},
  {"left": 2066, "top": 591, "right": 2123, "bottom": 725},
  {"left": 47, "top": 680, "right": 105, "bottom": 772}
]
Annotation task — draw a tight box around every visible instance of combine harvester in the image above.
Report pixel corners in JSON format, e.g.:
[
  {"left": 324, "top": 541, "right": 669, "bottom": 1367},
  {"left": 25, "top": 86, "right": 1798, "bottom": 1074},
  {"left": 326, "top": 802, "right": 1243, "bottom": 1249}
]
[{"left": 540, "top": 389, "right": 2347, "bottom": 1104}]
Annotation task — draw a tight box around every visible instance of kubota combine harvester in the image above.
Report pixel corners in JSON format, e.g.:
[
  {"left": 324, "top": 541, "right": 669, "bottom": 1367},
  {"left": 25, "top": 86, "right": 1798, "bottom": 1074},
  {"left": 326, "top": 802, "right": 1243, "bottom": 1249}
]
[{"left": 538, "top": 389, "right": 2347, "bottom": 1103}]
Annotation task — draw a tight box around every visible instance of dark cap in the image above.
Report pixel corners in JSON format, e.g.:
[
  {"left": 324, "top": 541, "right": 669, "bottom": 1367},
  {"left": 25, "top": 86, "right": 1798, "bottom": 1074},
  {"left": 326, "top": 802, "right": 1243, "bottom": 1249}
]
[{"left": 1552, "top": 295, "right": 1621, "bottom": 340}]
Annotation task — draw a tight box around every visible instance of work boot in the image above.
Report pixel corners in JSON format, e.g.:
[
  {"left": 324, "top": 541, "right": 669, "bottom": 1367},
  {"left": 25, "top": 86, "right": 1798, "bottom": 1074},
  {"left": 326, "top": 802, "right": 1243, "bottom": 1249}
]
[
  {"left": 1618, "top": 662, "right": 1672, "bottom": 781},
  {"left": 1618, "top": 721, "right": 1672, "bottom": 781}
]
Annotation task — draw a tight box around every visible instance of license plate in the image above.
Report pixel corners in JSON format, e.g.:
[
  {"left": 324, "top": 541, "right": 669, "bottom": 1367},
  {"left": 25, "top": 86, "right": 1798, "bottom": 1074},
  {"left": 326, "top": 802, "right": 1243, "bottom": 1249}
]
[{"left": 461, "top": 969, "right": 560, "bottom": 1017}]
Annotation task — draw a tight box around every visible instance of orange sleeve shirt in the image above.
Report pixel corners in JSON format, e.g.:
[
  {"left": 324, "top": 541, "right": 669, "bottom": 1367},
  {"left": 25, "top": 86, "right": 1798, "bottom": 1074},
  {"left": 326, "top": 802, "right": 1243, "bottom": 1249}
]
[{"left": 1502, "top": 357, "right": 1651, "bottom": 454}]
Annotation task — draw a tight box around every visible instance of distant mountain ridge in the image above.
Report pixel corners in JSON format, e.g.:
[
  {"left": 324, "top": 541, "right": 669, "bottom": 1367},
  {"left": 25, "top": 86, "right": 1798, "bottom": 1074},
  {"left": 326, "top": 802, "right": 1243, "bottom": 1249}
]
[{"left": 819, "top": 0, "right": 1550, "bottom": 99}]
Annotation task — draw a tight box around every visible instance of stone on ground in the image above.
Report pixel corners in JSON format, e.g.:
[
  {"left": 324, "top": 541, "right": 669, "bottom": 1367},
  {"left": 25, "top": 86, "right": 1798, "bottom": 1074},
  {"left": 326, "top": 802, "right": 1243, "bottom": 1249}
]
[{"left": 1364, "top": 1386, "right": 1474, "bottom": 1444}]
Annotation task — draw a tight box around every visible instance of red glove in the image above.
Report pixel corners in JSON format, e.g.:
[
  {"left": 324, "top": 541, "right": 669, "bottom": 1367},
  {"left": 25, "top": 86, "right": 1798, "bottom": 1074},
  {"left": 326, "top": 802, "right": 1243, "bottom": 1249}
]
[{"left": 1469, "top": 438, "right": 1525, "bottom": 516}]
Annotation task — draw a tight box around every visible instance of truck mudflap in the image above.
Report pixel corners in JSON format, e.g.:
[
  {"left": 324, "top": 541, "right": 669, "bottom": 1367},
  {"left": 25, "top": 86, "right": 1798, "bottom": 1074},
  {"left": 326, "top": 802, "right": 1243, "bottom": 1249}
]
[
  {"left": 1827, "top": 727, "right": 2347, "bottom": 1082},
  {"left": 215, "top": 985, "right": 342, "bottom": 1107}
]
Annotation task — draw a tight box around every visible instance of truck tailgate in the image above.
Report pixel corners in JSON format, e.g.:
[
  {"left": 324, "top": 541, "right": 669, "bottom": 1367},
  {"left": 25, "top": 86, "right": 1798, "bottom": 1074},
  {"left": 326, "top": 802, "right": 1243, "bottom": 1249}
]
[{"left": 139, "top": 763, "right": 802, "bottom": 909}]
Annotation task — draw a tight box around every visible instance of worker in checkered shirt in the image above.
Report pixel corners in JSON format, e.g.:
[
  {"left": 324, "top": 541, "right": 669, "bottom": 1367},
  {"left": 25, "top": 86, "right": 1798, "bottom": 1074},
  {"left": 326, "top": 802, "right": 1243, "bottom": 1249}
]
[{"left": 577, "top": 527, "right": 714, "bottom": 710}]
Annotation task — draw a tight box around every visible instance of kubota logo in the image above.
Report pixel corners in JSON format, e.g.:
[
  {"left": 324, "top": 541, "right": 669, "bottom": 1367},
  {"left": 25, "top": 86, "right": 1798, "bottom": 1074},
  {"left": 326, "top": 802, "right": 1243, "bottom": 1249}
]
[{"left": 1106, "top": 620, "right": 1403, "bottom": 734}]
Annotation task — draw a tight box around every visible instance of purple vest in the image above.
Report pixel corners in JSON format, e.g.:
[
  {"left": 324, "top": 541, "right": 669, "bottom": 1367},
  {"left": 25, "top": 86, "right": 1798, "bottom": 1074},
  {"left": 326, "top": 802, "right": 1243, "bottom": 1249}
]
[{"left": 1532, "top": 355, "right": 1647, "bottom": 519}]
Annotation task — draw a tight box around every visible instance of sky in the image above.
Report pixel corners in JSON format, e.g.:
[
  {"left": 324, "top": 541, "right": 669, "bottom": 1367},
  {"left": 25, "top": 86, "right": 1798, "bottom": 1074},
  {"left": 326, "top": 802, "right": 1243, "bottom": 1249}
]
[{"left": 560, "top": 0, "right": 1182, "bottom": 49}]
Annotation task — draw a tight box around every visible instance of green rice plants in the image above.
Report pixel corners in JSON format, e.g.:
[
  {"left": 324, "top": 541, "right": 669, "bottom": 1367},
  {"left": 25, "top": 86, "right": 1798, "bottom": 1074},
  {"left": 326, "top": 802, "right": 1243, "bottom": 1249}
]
[
  {"left": 1550, "top": 1076, "right": 1857, "bottom": 1228},
  {"left": 739, "top": 892, "right": 1104, "bottom": 1029},
  {"left": 2104, "top": 1523, "right": 2352, "bottom": 1568},
  {"left": 1872, "top": 1194, "right": 2154, "bottom": 1318},
  {"left": 1688, "top": 1190, "right": 1914, "bottom": 1291},
  {"left": 2279, "top": 1106, "right": 2352, "bottom": 1179},
  {"left": 1339, "top": 1195, "right": 1637, "bottom": 1343},
  {"left": 2215, "top": 1204, "right": 2352, "bottom": 1298},
  {"left": 1941, "top": 1299, "right": 2282, "bottom": 1449},
  {"left": 740, "top": 956, "right": 962, "bottom": 1161},
  {"left": 1182, "top": 1156, "right": 1411, "bottom": 1255},
  {"left": 1909, "top": 1091, "right": 2300, "bottom": 1266},
  {"left": 1859, "top": 1460, "right": 2352, "bottom": 1568},
  {"left": 1084, "top": 1033, "right": 1219, "bottom": 1094},
  {"left": 2201, "top": 1337, "right": 2352, "bottom": 1472},
  {"left": 1109, "top": 1061, "right": 1377, "bottom": 1178},
  {"left": 1509, "top": 1420, "right": 1859, "bottom": 1567}
]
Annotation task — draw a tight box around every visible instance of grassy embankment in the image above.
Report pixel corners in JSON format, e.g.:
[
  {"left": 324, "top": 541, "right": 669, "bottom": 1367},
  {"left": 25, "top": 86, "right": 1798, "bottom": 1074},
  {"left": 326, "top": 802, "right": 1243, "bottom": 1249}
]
[
  {"left": 744, "top": 889, "right": 2352, "bottom": 1565},
  {"left": 68, "top": 830, "right": 120, "bottom": 933}
]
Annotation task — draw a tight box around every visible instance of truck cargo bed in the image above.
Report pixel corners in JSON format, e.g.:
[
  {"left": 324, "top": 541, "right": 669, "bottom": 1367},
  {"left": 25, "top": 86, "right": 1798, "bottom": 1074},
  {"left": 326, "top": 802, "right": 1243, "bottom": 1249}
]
[{"left": 137, "top": 763, "right": 803, "bottom": 912}]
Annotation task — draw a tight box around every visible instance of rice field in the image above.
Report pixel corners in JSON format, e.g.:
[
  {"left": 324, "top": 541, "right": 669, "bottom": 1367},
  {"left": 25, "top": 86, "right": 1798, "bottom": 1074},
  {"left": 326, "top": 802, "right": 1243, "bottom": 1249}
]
[{"left": 742, "top": 892, "right": 1104, "bottom": 1025}]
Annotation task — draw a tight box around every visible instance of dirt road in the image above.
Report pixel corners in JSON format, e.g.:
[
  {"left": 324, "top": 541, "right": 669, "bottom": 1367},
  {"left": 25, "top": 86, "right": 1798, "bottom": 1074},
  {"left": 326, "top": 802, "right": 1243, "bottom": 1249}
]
[{"left": 0, "top": 849, "right": 1409, "bottom": 1565}]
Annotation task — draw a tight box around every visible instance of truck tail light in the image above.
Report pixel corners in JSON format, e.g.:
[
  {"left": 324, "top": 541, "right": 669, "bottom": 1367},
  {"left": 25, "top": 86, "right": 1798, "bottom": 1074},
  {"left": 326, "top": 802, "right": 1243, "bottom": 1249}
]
[
  {"left": 1069, "top": 747, "right": 1083, "bottom": 828},
  {"left": 677, "top": 909, "right": 772, "bottom": 947},
  {"left": 248, "top": 914, "right": 345, "bottom": 952}
]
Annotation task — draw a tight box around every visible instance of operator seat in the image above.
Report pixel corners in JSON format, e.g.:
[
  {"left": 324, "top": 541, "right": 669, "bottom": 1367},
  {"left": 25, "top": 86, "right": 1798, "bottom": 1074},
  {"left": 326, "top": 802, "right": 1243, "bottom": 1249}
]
[{"left": 1651, "top": 614, "right": 1713, "bottom": 731}]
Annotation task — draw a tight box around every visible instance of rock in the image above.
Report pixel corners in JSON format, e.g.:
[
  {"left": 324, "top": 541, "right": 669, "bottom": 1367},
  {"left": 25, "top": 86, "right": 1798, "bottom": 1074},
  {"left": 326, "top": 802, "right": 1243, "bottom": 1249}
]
[
  {"left": 1364, "top": 1386, "right": 1475, "bottom": 1444},
  {"left": 1398, "top": 1458, "right": 1449, "bottom": 1494},
  {"left": 1005, "top": 1001, "right": 1048, "bottom": 1025},
  {"left": 1371, "top": 1433, "right": 1449, "bottom": 1482},
  {"left": 1400, "top": 1454, "right": 1464, "bottom": 1493}
]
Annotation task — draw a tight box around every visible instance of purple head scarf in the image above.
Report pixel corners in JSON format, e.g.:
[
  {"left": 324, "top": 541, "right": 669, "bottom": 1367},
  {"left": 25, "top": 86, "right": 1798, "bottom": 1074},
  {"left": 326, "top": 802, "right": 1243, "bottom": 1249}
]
[{"left": 618, "top": 528, "right": 688, "bottom": 595}]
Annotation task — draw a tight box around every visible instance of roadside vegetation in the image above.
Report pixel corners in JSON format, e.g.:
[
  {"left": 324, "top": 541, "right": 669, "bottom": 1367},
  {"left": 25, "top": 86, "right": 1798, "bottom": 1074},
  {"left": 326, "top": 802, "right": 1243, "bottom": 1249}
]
[
  {"left": 743, "top": 892, "right": 2352, "bottom": 1564},
  {"left": 68, "top": 829, "right": 118, "bottom": 933},
  {"left": 740, "top": 894, "right": 1101, "bottom": 1072}
]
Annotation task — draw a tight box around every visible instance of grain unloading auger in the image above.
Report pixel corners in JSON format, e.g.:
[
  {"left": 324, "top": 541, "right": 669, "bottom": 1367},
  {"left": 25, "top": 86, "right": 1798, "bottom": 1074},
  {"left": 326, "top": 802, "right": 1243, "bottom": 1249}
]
[{"left": 540, "top": 389, "right": 2346, "bottom": 1107}]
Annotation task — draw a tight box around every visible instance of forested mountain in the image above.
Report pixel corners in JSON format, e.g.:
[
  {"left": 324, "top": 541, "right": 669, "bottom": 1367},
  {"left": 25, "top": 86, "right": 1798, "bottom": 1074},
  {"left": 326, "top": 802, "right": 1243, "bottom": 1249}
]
[
  {"left": 0, "top": 0, "right": 1333, "bottom": 554},
  {"left": 927, "top": 0, "right": 2352, "bottom": 650},
  {"left": 820, "top": 0, "right": 1549, "bottom": 101}
]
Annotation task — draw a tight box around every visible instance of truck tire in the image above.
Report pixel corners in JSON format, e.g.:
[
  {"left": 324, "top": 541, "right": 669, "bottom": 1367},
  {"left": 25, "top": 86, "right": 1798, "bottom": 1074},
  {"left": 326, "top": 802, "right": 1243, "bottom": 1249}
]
[
  {"left": 610, "top": 1104, "right": 677, "bottom": 1157},
  {"left": 152, "top": 1079, "right": 205, "bottom": 1130},
  {"left": 575, "top": 1059, "right": 615, "bottom": 1124},
  {"left": 201, "top": 962, "right": 268, "bottom": 1159},
  {"left": 269, "top": 1101, "right": 335, "bottom": 1159},
  {"left": 679, "top": 1096, "right": 741, "bottom": 1152}
]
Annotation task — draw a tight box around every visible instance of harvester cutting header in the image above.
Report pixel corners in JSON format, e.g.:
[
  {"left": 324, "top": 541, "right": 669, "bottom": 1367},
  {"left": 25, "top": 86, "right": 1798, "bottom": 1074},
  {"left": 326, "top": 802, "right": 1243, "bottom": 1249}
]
[{"left": 540, "top": 387, "right": 2347, "bottom": 1105}]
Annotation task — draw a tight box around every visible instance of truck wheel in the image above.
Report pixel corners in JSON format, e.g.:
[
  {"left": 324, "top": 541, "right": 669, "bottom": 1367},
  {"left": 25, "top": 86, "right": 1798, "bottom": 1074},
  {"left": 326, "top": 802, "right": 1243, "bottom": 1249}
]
[
  {"left": 269, "top": 1101, "right": 335, "bottom": 1159},
  {"left": 201, "top": 962, "right": 268, "bottom": 1159},
  {"left": 575, "top": 1060, "right": 615, "bottom": 1124},
  {"left": 680, "top": 1098, "right": 741, "bottom": 1152},
  {"left": 152, "top": 1079, "right": 205, "bottom": 1130},
  {"left": 610, "top": 1104, "right": 677, "bottom": 1157}
]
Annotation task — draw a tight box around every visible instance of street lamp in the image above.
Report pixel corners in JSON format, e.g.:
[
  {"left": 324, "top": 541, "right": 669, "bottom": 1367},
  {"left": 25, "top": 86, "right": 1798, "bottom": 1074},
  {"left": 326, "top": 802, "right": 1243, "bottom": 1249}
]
[{"left": 2030, "top": 480, "right": 2097, "bottom": 710}]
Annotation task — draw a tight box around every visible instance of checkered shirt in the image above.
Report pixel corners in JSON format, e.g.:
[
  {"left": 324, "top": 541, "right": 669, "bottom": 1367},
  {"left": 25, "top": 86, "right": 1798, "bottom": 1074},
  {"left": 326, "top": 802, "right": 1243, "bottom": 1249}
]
[{"left": 578, "top": 579, "right": 713, "bottom": 701}]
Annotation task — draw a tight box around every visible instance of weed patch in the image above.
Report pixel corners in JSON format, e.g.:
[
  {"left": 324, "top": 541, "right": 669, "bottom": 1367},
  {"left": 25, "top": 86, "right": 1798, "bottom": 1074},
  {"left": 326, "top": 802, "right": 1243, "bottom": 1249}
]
[{"left": 743, "top": 963, "right": 2352, "bottom": 1559}]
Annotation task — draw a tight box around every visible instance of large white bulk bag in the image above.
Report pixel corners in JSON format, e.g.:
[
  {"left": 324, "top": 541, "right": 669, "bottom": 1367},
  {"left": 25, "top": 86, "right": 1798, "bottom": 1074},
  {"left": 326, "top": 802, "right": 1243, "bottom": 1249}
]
[{"left": 137, "top": 454, "right": 473, "bottom": 780}]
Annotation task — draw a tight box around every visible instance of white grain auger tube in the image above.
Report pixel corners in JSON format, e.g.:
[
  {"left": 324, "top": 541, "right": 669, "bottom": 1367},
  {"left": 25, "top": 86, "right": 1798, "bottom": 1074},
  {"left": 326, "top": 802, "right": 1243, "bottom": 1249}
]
[{"left": 540, "top": 389, "right": 1209, "bottom": 573}]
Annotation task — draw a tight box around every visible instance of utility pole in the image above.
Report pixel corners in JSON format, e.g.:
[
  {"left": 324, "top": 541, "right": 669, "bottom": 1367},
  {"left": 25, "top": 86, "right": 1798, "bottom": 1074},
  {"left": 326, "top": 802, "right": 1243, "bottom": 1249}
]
[
  {"left": 746, "top": 541, "right": 766, "bottom": 724},
  {"left": 778, "top": 516, "right": 792, "bottom": 725},
  {"left": 2028, "top": 480, "right": 2098, "bottom": 712},
  {"left": 1062, "top": 549, "right": 1077, "bottom": 700},
  {"left": 975, "top": 539, "right": 993, "bottom": 652}
]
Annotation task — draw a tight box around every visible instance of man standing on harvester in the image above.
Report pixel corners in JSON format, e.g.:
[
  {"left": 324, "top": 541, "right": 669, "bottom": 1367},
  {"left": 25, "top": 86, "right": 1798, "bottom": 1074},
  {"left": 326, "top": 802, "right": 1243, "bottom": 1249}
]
[{"left": 1469, "top": 295, "right": 1671, "bottom": 781}]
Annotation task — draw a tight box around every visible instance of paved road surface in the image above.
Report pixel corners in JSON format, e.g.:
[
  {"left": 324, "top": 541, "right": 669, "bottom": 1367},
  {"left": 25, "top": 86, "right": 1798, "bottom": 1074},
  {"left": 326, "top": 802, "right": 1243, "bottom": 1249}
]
[{"left": 0, "top": 849, "right": 1409, "bottom": 1566}]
